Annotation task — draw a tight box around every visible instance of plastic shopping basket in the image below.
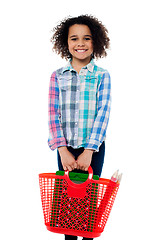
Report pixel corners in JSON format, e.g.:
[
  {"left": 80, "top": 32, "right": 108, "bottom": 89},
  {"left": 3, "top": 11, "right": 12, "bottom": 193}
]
[{"left": 39, "top": 166, "right": 120, "bottom": 238}]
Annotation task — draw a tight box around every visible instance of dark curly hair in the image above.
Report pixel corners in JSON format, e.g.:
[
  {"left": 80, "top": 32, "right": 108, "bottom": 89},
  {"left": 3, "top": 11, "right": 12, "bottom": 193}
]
[{"left": 50, "top": 15, "right": 110, "bottom": 59}]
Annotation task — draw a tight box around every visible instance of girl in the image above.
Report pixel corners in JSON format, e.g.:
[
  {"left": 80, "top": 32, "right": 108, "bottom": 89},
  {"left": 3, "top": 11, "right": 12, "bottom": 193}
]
[{"left": 48, "top": 15, "right": 111, "bottom": 240}]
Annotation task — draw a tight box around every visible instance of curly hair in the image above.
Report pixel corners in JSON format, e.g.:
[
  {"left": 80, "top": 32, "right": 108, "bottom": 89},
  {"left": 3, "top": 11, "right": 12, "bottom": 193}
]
[{"left": 50, "top": 15, "right": 110, "bottom": 59}]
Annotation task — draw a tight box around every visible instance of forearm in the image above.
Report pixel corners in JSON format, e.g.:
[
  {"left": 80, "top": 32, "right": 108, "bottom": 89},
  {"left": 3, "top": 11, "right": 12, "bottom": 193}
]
[{"left": 58, "top": 146, "right": 68, "bottom": 155}]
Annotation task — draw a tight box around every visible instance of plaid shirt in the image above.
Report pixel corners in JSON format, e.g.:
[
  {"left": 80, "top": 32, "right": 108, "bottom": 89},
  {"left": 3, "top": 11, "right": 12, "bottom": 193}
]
[{"left": 48, "top": 59, "right": 111, "bottom": 152}]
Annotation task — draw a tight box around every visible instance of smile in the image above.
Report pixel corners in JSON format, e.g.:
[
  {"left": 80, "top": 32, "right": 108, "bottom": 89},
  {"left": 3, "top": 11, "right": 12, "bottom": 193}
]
[{"left": 75, "top": 49, "right": 87, "bottom": 53}]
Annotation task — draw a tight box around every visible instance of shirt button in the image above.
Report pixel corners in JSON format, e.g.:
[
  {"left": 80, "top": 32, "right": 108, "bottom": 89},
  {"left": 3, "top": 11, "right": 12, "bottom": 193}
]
[{"left": 75, "top": 122, "right": 78, "bottom": 125}]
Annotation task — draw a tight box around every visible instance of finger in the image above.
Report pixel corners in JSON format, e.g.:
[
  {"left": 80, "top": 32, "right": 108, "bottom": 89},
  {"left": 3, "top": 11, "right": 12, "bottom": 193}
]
[
  {"left": 74, "top": 162, "right": 77, "bottom": 169},
  {"left": 80, "top": 166, "right": 85, "bottom": 171},
  {"left": 76, "top": 163, "right": 79, "bottom": 170},
  {"left": 63, "top": 166, "right": 67, "bottom": 171},
  {"left": 71, "top": 165, "right": 75, "bottom": 170},
  {"left": 84, "top": 167, "right": 88, "bottom": 172},
  {"left": 81, "top": 166, "right": 88, "bottom": 172},
  {"left": 67, "top": 166, "right": 72, "bottom": 171}
]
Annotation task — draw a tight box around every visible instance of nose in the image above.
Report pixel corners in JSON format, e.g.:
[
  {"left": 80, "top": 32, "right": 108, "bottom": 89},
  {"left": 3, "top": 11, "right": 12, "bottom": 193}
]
[{"left": 77, "top": 39, "right": 85, "bottom": 46}]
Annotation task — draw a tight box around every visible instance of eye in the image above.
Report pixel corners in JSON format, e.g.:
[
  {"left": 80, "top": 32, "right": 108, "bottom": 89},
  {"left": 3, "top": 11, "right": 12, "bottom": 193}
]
[
  {"left": 71, "top": 38, "right": 77, "bottom": 41},
  {"left": 84, "top": 37, "right": 91, "bottom": 40}
]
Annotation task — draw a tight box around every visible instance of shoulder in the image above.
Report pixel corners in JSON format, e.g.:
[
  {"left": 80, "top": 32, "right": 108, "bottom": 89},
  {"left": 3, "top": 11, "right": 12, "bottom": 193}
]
[
  {"left": 50, "top": 65, "right": 68, "bottom": 83},
  {"left": 50, "top": 67, "right": 63, "bottom": 77},
  {"left": 93, "top": 62, "right": 110, "bottom": 79},
  {"left": 50, "top": 61, "right": 72, "bottom": 78}
]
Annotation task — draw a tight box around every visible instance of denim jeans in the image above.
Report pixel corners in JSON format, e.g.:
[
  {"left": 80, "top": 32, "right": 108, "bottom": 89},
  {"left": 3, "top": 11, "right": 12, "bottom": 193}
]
[{"left": 57, "top": 141, "right": 105, "bottom": 240}]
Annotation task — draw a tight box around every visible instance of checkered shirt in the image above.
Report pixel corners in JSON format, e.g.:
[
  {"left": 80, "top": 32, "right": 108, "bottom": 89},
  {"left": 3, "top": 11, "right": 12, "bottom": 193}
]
[{"left": 48, "top": 59, "right": 111, "bottom": 152}]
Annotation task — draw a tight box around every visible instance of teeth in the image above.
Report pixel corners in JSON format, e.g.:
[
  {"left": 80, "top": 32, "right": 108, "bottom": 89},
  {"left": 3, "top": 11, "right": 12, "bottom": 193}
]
[{"left": 76, "top": 50, "right": 86, "bottom": 52}]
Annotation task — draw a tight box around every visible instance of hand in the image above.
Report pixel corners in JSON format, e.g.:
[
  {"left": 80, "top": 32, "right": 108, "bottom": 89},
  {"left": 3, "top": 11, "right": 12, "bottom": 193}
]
[
  {"left": 58, "top": 147, "right": 77, "bottom": 171},
  {"left": 76, "top": 149, "right": 94, "bottom": 171}
]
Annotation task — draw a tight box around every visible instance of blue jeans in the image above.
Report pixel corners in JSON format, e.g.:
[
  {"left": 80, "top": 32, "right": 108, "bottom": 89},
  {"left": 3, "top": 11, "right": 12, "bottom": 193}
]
[{"left": 57, "top": 141, "right": 105, "bottom": 240}]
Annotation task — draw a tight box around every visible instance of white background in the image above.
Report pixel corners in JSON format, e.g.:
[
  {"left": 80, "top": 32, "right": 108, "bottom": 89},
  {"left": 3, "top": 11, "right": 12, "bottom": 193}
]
[{"left": 0, "top": 0, "right": 160, "bottom": 239}]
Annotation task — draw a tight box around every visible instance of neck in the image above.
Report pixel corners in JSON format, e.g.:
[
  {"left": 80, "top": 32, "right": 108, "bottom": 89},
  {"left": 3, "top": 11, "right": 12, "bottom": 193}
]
[{"left": 71, "top": 57, "right": 92, "bottom": 73}]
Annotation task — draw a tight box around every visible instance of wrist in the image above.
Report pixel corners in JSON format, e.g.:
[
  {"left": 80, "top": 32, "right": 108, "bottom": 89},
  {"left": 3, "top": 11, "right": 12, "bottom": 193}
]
[
  {"left": 84, "top": 149, "right": 94, "bottom": 155},
  {"left": 58, "top": 146, "right": 68, "bottom": 155}
]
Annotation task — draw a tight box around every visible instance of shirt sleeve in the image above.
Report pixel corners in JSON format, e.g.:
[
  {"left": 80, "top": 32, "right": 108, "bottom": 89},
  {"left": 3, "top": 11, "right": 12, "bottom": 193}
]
[
  {"left": 84, "top": 71, "right": 111, "bottom": 152},
  {"left": 48, "top": 71, "right": 67, "bottom": 151}
]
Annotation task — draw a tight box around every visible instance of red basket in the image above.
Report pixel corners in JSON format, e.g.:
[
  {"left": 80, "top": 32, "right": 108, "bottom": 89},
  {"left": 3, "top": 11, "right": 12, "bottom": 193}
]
[{"left": 39, "top": 166, "right": 120, "bottom": 238}]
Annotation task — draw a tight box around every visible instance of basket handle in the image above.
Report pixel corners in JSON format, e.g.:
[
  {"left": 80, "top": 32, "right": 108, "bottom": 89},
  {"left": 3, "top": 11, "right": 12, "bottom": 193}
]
[{"left": 64, "top": 166, "right": 93, "bottom": 188}]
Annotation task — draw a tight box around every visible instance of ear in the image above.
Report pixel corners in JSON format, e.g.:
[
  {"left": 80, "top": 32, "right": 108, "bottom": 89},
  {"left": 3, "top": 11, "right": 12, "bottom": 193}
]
[{"left": 91, "top": 52, "right": 94, "bottom": 59}]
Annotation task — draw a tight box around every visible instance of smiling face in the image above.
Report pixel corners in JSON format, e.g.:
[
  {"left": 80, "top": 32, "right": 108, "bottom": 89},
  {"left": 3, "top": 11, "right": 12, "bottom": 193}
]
[{"left": 68, "top": 24, "right": 93, "bottom": 65}]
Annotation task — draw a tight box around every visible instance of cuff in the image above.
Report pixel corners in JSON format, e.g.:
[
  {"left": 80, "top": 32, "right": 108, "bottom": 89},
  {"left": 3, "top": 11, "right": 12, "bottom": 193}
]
[
  {"left": 48, "top": 138, "right": 67, "bottom": 151},
  {"left": 84, "top": 140, "right": 101, "bottom": 152}
]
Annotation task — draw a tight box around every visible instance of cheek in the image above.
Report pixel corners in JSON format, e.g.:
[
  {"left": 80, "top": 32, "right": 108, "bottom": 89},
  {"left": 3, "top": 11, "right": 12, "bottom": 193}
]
[
  {"left": 68, "top": 42, "right": 74, "bottom": 52},
  {"left": 89, "top": 42, "right": 93, "bottom": 51}
]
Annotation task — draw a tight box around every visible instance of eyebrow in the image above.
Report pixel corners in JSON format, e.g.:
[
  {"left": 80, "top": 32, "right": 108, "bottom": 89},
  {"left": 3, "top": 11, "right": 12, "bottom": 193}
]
[{"left": 70, "top": 34, "right": 92, "bottom": 38}]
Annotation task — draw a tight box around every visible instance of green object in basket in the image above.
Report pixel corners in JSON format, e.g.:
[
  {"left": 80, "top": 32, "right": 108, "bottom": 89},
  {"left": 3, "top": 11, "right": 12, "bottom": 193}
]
[{"left": 56, "top": 170, "right": 99, "bottom": 182}]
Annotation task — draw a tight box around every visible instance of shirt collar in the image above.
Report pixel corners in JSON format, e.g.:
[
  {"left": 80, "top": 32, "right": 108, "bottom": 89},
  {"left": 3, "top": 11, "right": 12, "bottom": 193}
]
[{"left": 62, "top": 59, "right": 95, "bottom": 73}]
